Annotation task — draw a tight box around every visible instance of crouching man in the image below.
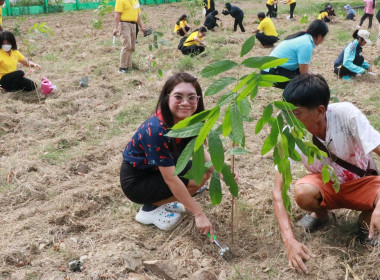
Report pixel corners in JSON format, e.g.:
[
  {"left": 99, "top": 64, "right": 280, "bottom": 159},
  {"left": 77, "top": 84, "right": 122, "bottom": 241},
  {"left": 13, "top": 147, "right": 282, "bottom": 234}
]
[{"left": 273, "top": 74, "right": 380, "bottom": 274}]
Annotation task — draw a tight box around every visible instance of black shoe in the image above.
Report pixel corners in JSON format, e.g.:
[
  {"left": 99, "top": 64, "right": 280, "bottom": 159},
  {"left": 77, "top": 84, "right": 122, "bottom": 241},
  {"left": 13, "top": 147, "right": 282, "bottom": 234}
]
[{"left": 118, "top": 68, "right": 129, "bottom": 73}]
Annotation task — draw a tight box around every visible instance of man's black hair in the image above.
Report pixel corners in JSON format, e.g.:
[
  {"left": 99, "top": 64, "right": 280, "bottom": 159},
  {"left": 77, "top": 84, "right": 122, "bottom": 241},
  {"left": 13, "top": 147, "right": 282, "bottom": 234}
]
[
  {"left": 257, "top": 12, "right": 266, "bottom": 18},
  {"left": 283, "top": 74, "right": 330, "bottom": 109}
]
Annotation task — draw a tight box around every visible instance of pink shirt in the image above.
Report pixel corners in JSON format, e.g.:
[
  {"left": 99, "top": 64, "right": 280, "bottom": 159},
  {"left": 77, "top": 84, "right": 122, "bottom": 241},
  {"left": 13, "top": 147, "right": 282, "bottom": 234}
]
[{"left": 363, "top": 0, "right": 375, "bottom": 14}]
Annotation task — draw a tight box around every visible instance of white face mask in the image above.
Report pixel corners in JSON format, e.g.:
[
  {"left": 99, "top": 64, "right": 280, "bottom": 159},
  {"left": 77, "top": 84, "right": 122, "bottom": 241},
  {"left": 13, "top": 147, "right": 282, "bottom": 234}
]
[{"left": 2, "top": 44, "right": 12, "bottom": 52}]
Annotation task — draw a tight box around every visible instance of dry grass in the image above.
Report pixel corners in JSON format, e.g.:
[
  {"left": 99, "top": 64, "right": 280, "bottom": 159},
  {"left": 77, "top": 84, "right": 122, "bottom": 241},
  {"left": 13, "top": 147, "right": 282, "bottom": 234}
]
[{"left": 0, "top": 0, "right": 380, "bottom": 279}]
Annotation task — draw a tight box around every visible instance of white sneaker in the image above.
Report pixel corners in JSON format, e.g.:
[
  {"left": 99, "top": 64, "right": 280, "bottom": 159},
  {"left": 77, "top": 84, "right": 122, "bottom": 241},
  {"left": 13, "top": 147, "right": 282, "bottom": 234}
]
[
  {"left": 135, "top": 205, "right": 182, "bottom": 230},
  {"left": 163, "top": 202, "right": 186, "bottom": 213}
]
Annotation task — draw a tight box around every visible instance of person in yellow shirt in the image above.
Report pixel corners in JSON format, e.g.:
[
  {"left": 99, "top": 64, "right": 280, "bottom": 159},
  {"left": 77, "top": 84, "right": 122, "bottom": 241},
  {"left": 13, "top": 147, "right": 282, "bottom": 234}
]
[
  {"left": 283, "top": 0, "right": 296, "bottom": 20},
  {"left": 181, "top": 27, "right": 207, "bottom": 56},
  {"left": 0, "top": 0, "right": 4, "bottom": 31},
  {"left": 203, "top": 0, "right": 215, "bottom": 16},
  {"left": 266, "top": 0, "right": 278, "bottom": 18},
  {"left": 174, "top": 14, "right": 191, "bottom": 36},
  {"left": 113, "top": 0, "right": 146, "bottom": 74},
  {"left": 318, "top": 5, "right": 333, "bottom": 22},
  {"left": 253, "top": 12, "right": 279, "bottom": 47},
  {"left": 0, "top": 31, "right": 41, "bottom": 92}
]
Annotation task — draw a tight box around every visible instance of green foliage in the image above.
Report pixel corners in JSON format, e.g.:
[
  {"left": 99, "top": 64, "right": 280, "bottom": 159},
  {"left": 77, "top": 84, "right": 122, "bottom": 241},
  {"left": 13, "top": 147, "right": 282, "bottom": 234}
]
[
  {"left": 374, "top": 56, "right": 380, "bottom": 66},
  {"left": 169, "top": 35, "right": 337, "bottom": 212},
  {"left": 175, "top": 56, "right": 195, "bottom": 71},
  {"left": 299, "top": 15, "right": 309, "bottom": 24},
  {"left": 92, "top": 0, "right": 114, "bottom": 29},
  {"left": 16, "top": 22, "right": 54, "bottom": 56}
]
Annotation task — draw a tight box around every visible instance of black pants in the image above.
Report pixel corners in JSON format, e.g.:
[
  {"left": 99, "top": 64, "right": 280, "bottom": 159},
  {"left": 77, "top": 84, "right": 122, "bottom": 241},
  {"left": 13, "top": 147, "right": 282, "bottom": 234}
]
[
  {"left": 0, "top": 70, "right": 36, "bottom": 92},
  {"left": 289, "top": 2, "right": 296, "bottom": 19},
  {"left": 234, "top": 15, "right": 245, "bottom": 32},
  {"left": 360, "top": 13, "right": 373, "bottom": 29},
  {"left": 177, "top": 26, "right": 190, "bottom": 36},
  {"left": 261, "top": 67, "right": 300, "bottom": 89},
  {"left": 256, "top": 33, "right": 279, "bottom": 46},
  {"left": 266, "top": 4, "right": 277, "bottom": 18},
  {"left": 323, "top": 16, "right": 331, "bottom": 23},
  {"left": 334, "top": 56, "right": 365, "bottom": 77},
  {"left": 181, "top": 45, "right": 205, "bottom": 56},
  {"left": 377, "top": 9, "right": 380, "bottom": 23}
]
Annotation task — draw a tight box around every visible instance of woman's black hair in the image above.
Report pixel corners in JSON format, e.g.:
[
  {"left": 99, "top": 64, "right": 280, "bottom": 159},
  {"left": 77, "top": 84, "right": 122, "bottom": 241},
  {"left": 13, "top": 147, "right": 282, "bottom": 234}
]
[
  {"left": 0, "top": 31, "right": 18, "bottom": 50},
  {"left": 283, "top": 74, "right": 330, "bottom": 110},
  {"left": 156, "top": 72, "right": 205, "bottom": 128},
  {"left": 352, "top": 29, "right": 359, "bottom": 39},
  {"left": 176, "top": 14, "right": 187, "bottom": 25},
  {"left": 199, "top": 26, "right": 207, "bottom": 33},
  {"left": 257, "top": 12, "right": 266, "bottom": 18},
  {"left": 285, "top": 20, "right": 328, "bottom": 40}
]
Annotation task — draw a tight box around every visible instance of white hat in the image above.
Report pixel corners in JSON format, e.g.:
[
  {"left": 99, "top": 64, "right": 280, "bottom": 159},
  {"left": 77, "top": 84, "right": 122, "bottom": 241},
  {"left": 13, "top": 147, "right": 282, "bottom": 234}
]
[{"left": 357, "top": 29, "right": 372, "bottom": 44}]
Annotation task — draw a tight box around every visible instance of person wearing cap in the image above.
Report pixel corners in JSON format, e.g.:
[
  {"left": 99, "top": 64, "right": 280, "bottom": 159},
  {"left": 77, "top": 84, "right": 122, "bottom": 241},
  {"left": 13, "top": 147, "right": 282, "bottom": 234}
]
[
  {"left": 344, "top": 4, "right": 356, "bottom": 20},
  {"left": 222, "top": 2, "right": 245, "bottom": 32},
  {"left": 334, "top": 29, "right": 372, "bottom": 80},
  {"left": 358, "top": 0, "right": 376, "bottom": 29},
  {"left": 174, "top": 14, "right": 191, "bottom": 36},
  {"left": 113, "top": 0, "right": 146, "bottom": 74},
  {"left": 252, "top": 12, "right": 279, "bottom": 47}
]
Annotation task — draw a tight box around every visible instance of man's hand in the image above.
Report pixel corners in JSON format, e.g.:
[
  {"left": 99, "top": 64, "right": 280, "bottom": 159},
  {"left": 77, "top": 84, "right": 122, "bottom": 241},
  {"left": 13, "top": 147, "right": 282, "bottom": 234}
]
[
  {"left": 284, "top": 239, "right": 315, "bottom": 274},
  {"left": 195, "top": 212, "right": 213, "bottom": 241},
  {"left": 369, "top": 202, "right": 380, "bottom": 239}
]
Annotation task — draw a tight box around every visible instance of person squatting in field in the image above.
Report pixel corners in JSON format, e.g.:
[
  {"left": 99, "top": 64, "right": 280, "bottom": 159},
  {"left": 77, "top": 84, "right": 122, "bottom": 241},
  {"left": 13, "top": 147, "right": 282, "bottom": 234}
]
[
  {"left": 273, "top": 74, "right": 380, "bottom": 274},
  {"left": 119, "top": 72, "right": 215, "bottom": 238},
  {"left": 113, "top": 0, "right": 146, "bottom": 74},
  {"left": 174, "top": 14, "right": 191, "bottom": 37},
  {"left": 0, "top": 31, "right": 41, "bottom": 92},
  {"left": 252, "top": 12, "right": 279, "bottom": 48},
  {"left": 260, "top": 20, "right": 328, "bottom": 89},
  {"left": 181, "top": 27, "right": 207, "bottom": 56},
  {"left": 334, "top": 29, "right": 372, "bottom": 80},
  {"left": 204, "top": 10, "right": 220, "bottom": 31}
]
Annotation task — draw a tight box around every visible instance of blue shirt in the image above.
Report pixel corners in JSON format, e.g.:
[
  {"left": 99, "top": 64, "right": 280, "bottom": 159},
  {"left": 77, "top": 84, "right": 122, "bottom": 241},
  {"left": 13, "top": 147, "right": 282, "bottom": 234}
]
[
  {"left": 333, "top": 39, "right": 370, "bottom": 74},
  {"left": 122, "top": 114, "right": 182, "bottom": 171},
  {"left": 269, "top": 34, "right": 315, "bottom": 71}
]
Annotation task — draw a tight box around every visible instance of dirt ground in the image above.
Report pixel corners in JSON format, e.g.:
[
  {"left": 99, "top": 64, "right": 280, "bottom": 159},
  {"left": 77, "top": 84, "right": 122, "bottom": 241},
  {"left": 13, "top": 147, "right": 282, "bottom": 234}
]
[{"left": 0, "top": 0, "right": 380, "bottom": 279}]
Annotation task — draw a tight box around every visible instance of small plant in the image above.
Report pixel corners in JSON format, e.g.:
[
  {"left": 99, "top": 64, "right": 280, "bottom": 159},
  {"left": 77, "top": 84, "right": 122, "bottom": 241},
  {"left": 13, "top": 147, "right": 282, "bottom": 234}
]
[
  {"left": 374, "top": 55, "right": 380, "bottom": 66},
  {"left": 92, "top": 0, "right": 114, "bottom": 29},
  {"left": 299, "top": 14, "right": 309, "bottom": 24}
]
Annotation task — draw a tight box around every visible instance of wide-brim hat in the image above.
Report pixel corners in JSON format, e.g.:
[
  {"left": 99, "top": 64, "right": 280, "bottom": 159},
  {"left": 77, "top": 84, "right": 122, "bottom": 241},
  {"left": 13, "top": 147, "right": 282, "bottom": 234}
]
[
  {"left": 344, "top": 4, "right": 351, "bottom": 10},
  {"left": 358, "top": 29, "right": 372, "bottom": 44}
]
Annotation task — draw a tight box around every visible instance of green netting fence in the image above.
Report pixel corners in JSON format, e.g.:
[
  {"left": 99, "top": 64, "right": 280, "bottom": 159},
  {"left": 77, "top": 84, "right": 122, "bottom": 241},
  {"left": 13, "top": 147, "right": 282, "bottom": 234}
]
[{"left": 3, "top": 0, "right": 180, "bottom": 16}]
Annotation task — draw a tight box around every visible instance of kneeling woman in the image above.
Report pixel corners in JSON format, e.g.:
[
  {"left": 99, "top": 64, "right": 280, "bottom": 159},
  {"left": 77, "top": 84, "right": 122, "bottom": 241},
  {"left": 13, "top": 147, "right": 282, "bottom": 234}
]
[
  {"left": 174, "top": 14, "right": 191, "bottom": 37},
  {"left": 181, "top": 27, "right": 207, "bottom": 56},
  {"left": 334, "top": 29, "right": 371, "bottom": 79},
  {"left": 120, "top": 73, "right": 214, "bottom": 235},
  {"left": 0, "top": 31, "right": 41, "bottom": 92}
]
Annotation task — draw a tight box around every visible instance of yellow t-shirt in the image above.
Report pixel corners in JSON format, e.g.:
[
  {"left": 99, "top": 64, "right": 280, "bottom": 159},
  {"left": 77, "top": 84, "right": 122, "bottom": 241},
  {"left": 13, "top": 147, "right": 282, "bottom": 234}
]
[
  {"left": 0, "top": 49, "right": 25, "bottom": 79},
  {"left": 174, "top": 20, "right": 187, "bottom": 33},
  {"left": 287, "top": 0, "right": 295, "bottom": 4},
  {"left": 115, "top": 0, "right": 141, "bottom": 22},
  {"left": 183, "top": 31, "right": 203, "bottom": 47},
  {"left": 266, "top": 0, "right": 275, "bottom": 5},
  {"left": 0, "top": 6, "right": 2, "bottom": 26},
  {"left": 318, "top": 11, "right": 328, "bottom": 20},
  {"left": 258, "top": 17, "right": 278, "bottom": 37}
]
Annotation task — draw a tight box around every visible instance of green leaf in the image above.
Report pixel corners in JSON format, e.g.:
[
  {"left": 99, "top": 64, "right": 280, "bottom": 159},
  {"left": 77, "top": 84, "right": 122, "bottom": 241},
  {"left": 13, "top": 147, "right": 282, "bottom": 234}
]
[
  {"left": 250, "top": 85, "right": 258, "bottom": 100},
  {"left": 217, "top": 91, "right": 235, "bottom": 107},
  {"left": 166, "top": 122, "right": 204, "bottom": 138},
  {"left": 257, "top": 81, "right": 273, "bottom": 87},
  {"left": 230, "top": 100, "right": 244, "bottom": 145},
  {"left": 232, "top": 72, "right": 256, "bottom": 93},
  {"left": 255, "top": 104, "right": 273, "bottom": 134},
  {"left": 242, "top": 56, "right": 279, "bottom": 68},
  {"left": 240, "top": 35, "right": 255, "bottom": 57},
  {"left": 237, "top": 77, "right": 258, "bottom": 101},
  {"left": 174, "top": 138, "right": 196, "bottom": 175},
  {"left": 200, "top": 60, "right": 238, "bottom": 77},
  {"left": 222, "top": 107, "right": 232, "bottom": 136},
  {"left": 227, "top": 147, "right": 251, "bottom": 155},
  {"left": 260, "top": 58, "right": 289, "bottom": 70},
  {"left": 208, "top": 131, "right": 224, "bottom": 172},
  {"left": 239, "top": 98, "right": 251, "bottom": 119},
  {"left": 158, "top": 69, "right": 163, "bottom": 77},
  {"left": 194, "top": 107, "right": 220, "bottom": 151},
  {"left": 209, "top": 172, "right": 222, "bottom": 205},
  {"left": 172, "top": 109, "right": 213, "bottom": 129},
  {"left": 321, "top": 165, "right": 330, "bottom": 183},
  {"left": 149, "top": 44, "right": 153, "bottom": 51},
  {"left": 205, "top": 77, "right": 237, "bottom": 96},
  {"left": 260, "top": 74, "right": 290, "bottom": 83},
  {"left": 273, "top": 101, "right": 297, "bottom": 111},
  {"left": 193, "top": 143, "right": 205, "bottom": 184},
  {"left": 222, "top": 163, "right": 238, "bottom": 197},
  {"left": 261, "top": 122, "right": 279, "bottom": 155}
]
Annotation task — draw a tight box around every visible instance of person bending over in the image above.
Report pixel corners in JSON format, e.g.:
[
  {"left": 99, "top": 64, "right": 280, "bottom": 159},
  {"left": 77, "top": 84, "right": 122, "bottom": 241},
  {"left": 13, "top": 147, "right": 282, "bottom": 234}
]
[
  {"left": 334, "top": 29, "right": 371, "bottom": 80},
  {"left": 181, "top": 27, "right": 207, "bottom": 56},
  {"left": 252, "top": 12, "right": 279, "bottom": 48},
  {"left": 174, "top": 14, "right": 191, "bottom": 37},
  {"left": 204, "top": 10, "right": 220, "bottom": 31},
  {"left": 261, "top": 20, "right": 328, "bottom": 89},
  {"left": 344, "top": 4, "right": 356, "bottom": 20},
  {"left": 0, "top": 31, "right": 40, "bottom": 92},
  {"left": 273, "top": 74, "right": 380, "bottom": 274},
  {"left": 120, "top": 72, "right": 214, "bottom": 236},
  {"left": 222, "top": 2, "right": 245, "bottom": 32}
]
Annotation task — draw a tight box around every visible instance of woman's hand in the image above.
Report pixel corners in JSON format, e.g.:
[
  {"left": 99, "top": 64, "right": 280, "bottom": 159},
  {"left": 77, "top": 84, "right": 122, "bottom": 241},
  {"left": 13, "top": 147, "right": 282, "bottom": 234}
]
[
  {"left": 195, "top": 212, "right": 214, "bottom": 241},
  {"left": 31, "top": 62, "right": 41, "bottom": 70}
]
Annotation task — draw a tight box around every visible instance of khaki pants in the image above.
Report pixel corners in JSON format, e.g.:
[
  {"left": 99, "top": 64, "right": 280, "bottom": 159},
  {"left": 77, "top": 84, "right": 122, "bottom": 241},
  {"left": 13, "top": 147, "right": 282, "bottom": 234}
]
[{"left": 120, "top": 22, "right": 136, "bottom": 68}]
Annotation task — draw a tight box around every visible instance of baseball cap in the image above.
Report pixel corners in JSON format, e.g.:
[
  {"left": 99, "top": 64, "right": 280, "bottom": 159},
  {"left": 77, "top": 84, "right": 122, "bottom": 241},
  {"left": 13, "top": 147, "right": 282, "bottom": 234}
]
[
  {"left": 358, "top": 29, "right": 372, "bottom": 44},
  {"left": 344, "top": 4, "right": 351, "bottom": 10}
]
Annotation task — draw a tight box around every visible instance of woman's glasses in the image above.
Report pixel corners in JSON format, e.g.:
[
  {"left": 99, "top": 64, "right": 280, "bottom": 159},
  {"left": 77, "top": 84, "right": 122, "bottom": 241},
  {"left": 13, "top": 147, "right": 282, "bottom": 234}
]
[{"left": 169, "top": 94, "right": 200, "bottom": 105}]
